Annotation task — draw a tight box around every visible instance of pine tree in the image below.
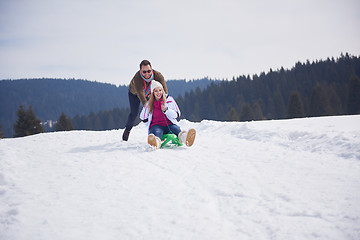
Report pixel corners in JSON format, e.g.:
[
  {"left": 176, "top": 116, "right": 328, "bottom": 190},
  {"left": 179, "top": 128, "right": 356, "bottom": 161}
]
[
  {"left": 347, "top": 75, "right": 360, "bottom": 114},
  {"left": 273, "top": 92, "right": 286, "bottom": 119},
  {"left": 266, "top": 97, "right": 275, "bottom": 119},
  {"left": 13, "top": 105, "right": 44, "bottom": 137},
  {"left": 240, "top": 103, "right": 254, "bottom": 121},
  {"left": 104, "top": 111, "right": 115, "bottom": 130},
  {"left": 227, "top": 107, "right": 240, "bottom": 121},
  {"left": 0, "top": 125, "right": 4, "bottom": 139},
  {"left": 192, "top": 101, "right": 201, "bottom": 121},
  {"left": 286, "top": 91, "right": 305, "bottom": 118},
  {"left": 328, "top": 84, "right": 342, "bottom": 115},
  {"left": 93, "top": 115, "right": 103, "bottom": 131},
  {"left": 309, "top": 84, "right": 332, "bottom": 117},
  {"left": 206, "top": 93, "right": 217, "bottom": 120},
  {"left": 13, "top": 105, "right": 27, "bottom": 137},
  {"left": 56, "top": 112, "right": 74, "bottom": 131},
  {"left": 88, "top": 112, "right": 97, "bottom": 130},
  {"left": 216, "top": 103, "right": 226, "bottom": 121},
  {"left": 72, "top": 115, "right": 81, "bottom": 129},
  {"left": 252, "top": 102, "right": 264, "bottom": 120}
]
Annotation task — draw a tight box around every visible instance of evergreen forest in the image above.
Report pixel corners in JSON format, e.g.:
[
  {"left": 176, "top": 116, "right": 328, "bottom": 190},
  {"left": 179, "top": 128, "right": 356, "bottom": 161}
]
[
  {"left": 176, "top": 54, "right": 360, "bottom": 122},
  {"left": 1, "top": 53, "right": 359, "bottom": 138},
  {"left": 0, "top": 78, "right": 213, "bottom": 137}
]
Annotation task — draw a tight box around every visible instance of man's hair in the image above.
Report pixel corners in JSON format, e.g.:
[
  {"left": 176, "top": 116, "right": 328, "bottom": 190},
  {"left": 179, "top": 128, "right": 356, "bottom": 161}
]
[{"left": 140, "top": 60, "right": 152, "bottom": 69}]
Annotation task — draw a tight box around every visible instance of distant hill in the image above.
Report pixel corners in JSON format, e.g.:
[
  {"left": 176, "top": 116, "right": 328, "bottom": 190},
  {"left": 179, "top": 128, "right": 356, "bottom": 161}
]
[
  {"left": 167, "top": 78, "right": 218, "bottom": 98},
  {"left": 0, "top": 78, "right": 215, "bottom": 137},
  {"left": 1, "top": 54, "right": 359, "bottom": 138}
]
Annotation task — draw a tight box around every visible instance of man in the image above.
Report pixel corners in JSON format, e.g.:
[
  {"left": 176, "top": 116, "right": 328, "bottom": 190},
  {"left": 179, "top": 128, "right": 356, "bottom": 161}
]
[{"left": 122, "top": 60, "right": 168, "bottom": 141}]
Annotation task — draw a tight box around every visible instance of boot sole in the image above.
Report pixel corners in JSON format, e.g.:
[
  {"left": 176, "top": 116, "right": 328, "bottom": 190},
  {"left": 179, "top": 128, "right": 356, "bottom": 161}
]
[
  {"left": 186, "top": 128, "right": 196, "bottom": 147},
  {"left": 148, "top": 134, "right": 159, "bottom": 148}
]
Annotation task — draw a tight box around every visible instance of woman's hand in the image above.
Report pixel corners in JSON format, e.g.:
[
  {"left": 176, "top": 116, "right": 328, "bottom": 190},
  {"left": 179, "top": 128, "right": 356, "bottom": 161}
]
[{"left": 161, "top": 101, "right": 167, "bottom": 112}]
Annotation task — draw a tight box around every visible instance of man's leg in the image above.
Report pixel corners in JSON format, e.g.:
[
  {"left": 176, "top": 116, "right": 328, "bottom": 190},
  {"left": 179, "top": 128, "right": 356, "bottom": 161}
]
[{"left": 122, "top": 91, "right": 140, "bottom": 141}]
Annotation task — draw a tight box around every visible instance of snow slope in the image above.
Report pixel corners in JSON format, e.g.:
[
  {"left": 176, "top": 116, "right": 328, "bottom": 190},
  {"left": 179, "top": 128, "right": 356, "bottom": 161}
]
[{"left": 1, "top": 115, "right": 360, "bottom": 240}]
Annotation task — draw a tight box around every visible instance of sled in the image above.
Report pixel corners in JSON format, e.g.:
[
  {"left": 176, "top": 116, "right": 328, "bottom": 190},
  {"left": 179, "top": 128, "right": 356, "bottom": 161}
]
[{"left": 160, "top": 133, "right": 183, "bottom": 148}]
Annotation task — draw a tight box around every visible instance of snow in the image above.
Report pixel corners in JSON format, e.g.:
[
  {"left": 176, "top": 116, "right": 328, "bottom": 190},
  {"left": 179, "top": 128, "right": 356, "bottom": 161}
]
[{"left": 1, "top": 115, "right": 360, "bottom": 240}]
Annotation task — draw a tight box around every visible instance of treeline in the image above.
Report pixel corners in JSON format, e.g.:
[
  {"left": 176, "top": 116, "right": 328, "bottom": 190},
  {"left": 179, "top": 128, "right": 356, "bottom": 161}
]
[
  {"left": 1, "top": 54, "right": 359, "bottom": 138},
  {"left": 0, "top": 78, "right": 214, "bottom": 137},
  {"left": 54, "top": 54, "right": 360, "bottom": 131},
  {"left": 71, "top": 107, "right": 132, "bottom": 131},
  {"left": 175, "top": 53, "right": 360, "bottom": 121},
  {"left": 6, "top": 105, "right": 75, "bottom": 138}
]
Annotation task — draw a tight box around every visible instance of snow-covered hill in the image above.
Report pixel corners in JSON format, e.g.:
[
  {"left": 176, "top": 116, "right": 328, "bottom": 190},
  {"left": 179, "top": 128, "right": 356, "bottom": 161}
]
[{"left": 1, "top": 116, "right": 360, "bottom": 240}]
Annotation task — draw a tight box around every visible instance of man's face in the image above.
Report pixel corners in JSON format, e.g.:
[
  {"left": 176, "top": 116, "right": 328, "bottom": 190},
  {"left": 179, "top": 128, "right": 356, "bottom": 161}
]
[{"left": 140, "top": 64, "right": 153, "bottom": 79}]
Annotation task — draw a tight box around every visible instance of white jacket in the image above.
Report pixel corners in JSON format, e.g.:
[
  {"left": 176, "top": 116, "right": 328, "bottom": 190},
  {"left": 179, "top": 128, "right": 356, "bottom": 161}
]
[{"left": 140, "top": 96, "right": 181, "bottom": 131}]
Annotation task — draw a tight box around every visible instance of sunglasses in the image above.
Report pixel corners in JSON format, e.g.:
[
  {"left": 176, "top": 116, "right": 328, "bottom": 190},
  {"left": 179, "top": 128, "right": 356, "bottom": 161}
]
[{"left": 142, "top": 70, "right": 152, "bottom": 74}]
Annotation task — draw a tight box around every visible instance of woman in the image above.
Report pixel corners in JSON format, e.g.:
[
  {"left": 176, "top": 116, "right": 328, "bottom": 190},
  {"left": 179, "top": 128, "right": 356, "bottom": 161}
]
[{"left": 140, "top": 80, "right": 196, "bottom": 149}]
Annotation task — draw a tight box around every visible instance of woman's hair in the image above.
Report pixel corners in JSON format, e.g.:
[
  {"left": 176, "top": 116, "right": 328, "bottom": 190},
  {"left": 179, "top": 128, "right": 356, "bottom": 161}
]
[{"left": 148, "top": 88, "right": 166, "bottom": 114}]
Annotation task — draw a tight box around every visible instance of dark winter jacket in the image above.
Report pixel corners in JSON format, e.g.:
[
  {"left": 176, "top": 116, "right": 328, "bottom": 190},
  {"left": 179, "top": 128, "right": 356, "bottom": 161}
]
[{"left": 129, "top": 70, "right": 168, "bottom": 106}]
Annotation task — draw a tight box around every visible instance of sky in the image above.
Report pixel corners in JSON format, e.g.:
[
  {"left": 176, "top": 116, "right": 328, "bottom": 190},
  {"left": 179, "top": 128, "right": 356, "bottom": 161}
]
[{"left": 0, "top": 0, "right": 359, "bottom": 86}]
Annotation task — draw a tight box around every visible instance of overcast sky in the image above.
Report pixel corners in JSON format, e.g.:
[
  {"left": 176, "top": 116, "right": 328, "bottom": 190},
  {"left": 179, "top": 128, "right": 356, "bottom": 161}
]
[{"left": 1, "top": 0, "right": 359, "bottom": 86}]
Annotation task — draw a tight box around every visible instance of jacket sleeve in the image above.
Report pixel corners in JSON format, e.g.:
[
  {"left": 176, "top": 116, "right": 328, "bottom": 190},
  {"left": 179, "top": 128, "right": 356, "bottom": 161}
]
[
  {"left": 164, "top": 96, "right": 181, "bottom": 119},
  {"left": 140, "top": 102, "right": 150, "bottom": 122},
  {"left": 130, "top": 71, "right": 147, "bottom": 106},
  {"left": 135, "top": 80, "right": 147, "bottom": 106}
]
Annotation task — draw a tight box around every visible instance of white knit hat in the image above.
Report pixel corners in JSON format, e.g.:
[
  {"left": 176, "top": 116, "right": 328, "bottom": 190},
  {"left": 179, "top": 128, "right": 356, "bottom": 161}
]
[{"left": 150, "top": 80, "right": 164, "bottom": 93}]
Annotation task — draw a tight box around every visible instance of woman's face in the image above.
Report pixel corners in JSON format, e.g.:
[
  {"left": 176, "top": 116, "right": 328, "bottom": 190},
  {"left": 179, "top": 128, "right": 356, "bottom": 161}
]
[{"left": 154, "top": 87, "right": 163, "bottom": 101}]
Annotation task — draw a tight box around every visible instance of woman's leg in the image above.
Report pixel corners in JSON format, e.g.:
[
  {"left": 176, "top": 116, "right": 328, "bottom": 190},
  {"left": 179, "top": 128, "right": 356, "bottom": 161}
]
[
  {"left": 165, "top": 124, "right": 181, "bottom": 136},
  {"left": 149, "top": 125, "right": 165, "bottom": 139}
]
